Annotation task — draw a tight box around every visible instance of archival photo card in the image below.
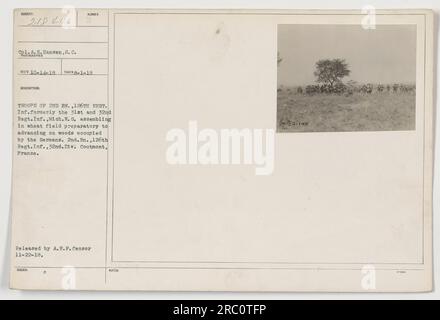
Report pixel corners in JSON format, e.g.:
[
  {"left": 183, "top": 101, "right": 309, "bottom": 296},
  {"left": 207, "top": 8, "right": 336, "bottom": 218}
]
[{"left": 10, "top": 9, "right": 433, "bottom": 292}]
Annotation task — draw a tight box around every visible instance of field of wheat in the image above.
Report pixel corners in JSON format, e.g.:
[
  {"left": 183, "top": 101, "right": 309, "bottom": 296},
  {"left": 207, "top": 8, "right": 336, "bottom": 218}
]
[{"left": 277, "top": 88, "right": 416, "bottom": 132}]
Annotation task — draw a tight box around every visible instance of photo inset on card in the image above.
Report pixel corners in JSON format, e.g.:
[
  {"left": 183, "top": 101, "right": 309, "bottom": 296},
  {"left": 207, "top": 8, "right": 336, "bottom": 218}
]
[{"left": 277, "top": 24, "right": 416, "bottom": 132}]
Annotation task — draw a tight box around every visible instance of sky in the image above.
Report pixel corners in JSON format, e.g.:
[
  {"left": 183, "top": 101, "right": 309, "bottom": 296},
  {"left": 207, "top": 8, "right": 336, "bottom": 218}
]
[{"left": 277, "top": 24, "right": 417, "bottom": 86}]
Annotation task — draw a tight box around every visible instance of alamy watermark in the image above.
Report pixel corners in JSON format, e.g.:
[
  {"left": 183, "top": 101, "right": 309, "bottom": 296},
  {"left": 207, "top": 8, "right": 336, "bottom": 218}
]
[
  {"left": 166, "top": 121, "right": 275, "bottom": 175},
  {"left": 61, "top": 6, "right": 77, "bottom": 29},
  {"left": 361, "top": 264, "right": 376, "bottom": 290},
  {"left": 361, "top": 5, "right": 376, "bottom": 30},
  {"left": 61, "top": 266, "right": 76, "bottom": 290}
]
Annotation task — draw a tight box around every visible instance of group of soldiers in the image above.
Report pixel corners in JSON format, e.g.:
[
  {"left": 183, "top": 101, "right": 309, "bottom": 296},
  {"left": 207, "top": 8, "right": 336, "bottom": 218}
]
[{"left": 288, "top": 83, "right": 416, "bottom": 95}]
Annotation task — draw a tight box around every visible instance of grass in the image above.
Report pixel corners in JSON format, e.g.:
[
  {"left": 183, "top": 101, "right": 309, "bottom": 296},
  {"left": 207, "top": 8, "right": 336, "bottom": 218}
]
[{"left": 277, "top": 89, "right": 416, "bottom": 132}]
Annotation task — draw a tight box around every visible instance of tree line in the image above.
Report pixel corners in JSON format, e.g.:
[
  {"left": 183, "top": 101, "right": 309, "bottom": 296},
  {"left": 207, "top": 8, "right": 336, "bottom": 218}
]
[
  {"left": 278, "top": 57, "right": 415, "bottom": 95},
  {"left": 292, "top": 82, "right": 416, "bottom": 95}
]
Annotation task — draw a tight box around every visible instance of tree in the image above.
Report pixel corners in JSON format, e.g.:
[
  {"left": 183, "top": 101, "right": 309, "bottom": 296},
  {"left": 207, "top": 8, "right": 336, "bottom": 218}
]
[
  {"left": 277, "top": 52, "right": 283, "bottom": 66},
  {"left": 313, "top": 59, "right": 350, "bottom": 90}
]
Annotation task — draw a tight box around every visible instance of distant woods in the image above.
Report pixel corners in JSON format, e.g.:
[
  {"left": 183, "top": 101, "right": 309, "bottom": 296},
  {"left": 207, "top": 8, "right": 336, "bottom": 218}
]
[
  {"left": 293, "top": 82, "right": 415, "bottom": 96},
  {"left": 277, "top": 55, "right": 415, "bottom": 95}
]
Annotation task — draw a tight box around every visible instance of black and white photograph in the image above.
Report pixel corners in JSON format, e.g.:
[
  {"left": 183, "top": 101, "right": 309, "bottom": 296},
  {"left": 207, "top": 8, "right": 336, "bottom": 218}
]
[
  {"left": 1, "top": 3, "right": 437, "bottom": 301},
  {"left": 277, "top": 24, "right": 417, "bottom": 132}
]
